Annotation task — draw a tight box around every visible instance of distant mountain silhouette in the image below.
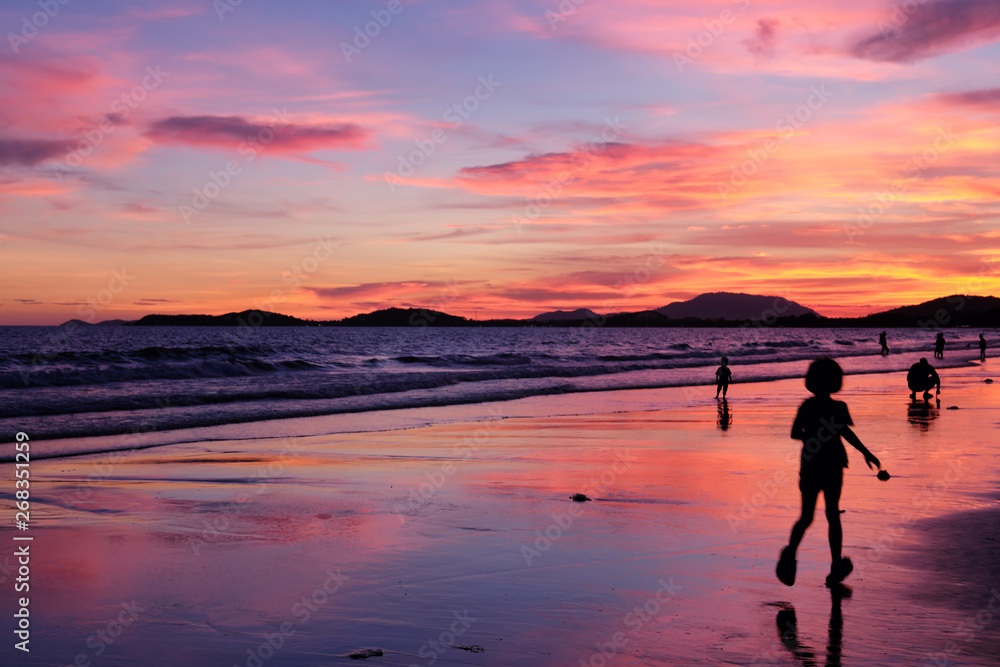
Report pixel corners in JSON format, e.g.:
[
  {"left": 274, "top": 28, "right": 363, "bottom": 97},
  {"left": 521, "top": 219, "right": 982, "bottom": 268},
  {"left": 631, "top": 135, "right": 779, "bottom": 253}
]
[
  {"left": 850, "top": 295, "right": 1000, "bottom": 327},
  {"left": 60, "top": 317, "right": 135, "bottom": 327},
  {"left": 132, "top": 310, "right": 314, "bottom": 326},
  {"left": 656, "top": 292, "right": 817, "bottom": 321},
  {"left": 339, "top": 307, "right": 469, "bottom": 327},
  {"left": 60, "top": 292, "right": 999, "bottom": 327},
  {"left": 532, "top": 308, "right": 598, "bottom": 322}
]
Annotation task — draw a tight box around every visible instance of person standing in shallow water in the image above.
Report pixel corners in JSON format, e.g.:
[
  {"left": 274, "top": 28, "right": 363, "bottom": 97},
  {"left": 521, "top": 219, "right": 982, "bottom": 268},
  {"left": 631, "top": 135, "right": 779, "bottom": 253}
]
[
  {"left": 934, "top": 333, "right": 945, "bottom": 359},
  {"left": 879, "top": 331, "right": 889, "bottom": 356},
  {"left": 980, "top": 333, "right": 987, "bottom": 361},
  {"left": 776, "top": 358, "right": 881, "bottom": 587},
  {"left": 715, "top": 356, "right": 732, "bottom": 398}
]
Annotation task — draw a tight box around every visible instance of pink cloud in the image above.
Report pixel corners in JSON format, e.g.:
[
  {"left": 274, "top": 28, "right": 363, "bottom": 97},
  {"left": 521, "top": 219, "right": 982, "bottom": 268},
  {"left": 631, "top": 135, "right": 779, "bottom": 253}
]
[
  {"left": 937, "top": 87, "right": 1000, "bottom": 108},
  {"left": 483, "top": 0, "right": 895, "bottom": 78},
  {"left": 0, "top": 54, "right": 117, "bottom": 133},
  {"left": 453, "top": 141, "right": 727, "bottom": 213}
]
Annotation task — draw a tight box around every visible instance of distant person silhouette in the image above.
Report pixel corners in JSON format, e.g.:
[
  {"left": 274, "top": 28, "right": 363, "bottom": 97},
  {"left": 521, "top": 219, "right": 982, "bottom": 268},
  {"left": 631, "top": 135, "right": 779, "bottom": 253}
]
[
  {"left": 715, "top": 357, "right": 732, "bottom": 398},
  {"left": 776, "top": 358, "right": 881, "bottom": 587},
  {"left": 907, "top": 357, "right": 940, "bottom": 400},
  {"left": 879, "top": 331, "right": 889, "bottom": 356},
  {"left": 934, "top": 333, "right": 945, "bottom": 359},
  {"left": 980, "top": 333, "right": 987, "bottom": 361}
]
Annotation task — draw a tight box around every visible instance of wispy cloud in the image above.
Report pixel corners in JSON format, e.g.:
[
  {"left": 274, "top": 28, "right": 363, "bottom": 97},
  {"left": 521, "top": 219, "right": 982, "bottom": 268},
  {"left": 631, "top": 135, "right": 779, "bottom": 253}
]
[
  {"left": 851, "top": 0, "right": 1000, "bottom": 62},
  {"left": 146, "top": 115, "right": 371, "bottom": 153},
  {"left": 937, "top": 87, "right": 1000, "bottom": 108},
  {"left": 744, "top": 18, "right": 780, "bottom": 59},
  {"left": 306, "top": 281, "right": 457, "bottom": 300},
  {"left": 0, "top": 138, "right": 67, "bottom": 166}
]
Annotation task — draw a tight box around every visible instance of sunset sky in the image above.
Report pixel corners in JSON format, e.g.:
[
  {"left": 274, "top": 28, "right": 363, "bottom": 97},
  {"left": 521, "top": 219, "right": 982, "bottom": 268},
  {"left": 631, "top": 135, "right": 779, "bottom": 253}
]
[{"left": 2, "top": 0, "right": 1000, "bottom": 324}]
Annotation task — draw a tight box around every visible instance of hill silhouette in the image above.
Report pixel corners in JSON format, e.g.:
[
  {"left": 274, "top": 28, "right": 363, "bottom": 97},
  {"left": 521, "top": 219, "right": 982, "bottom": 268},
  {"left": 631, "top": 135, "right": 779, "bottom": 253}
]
[
  {"left": 656, "top": 292, "right": 817, "bottom": 320},
  {"left": 532, "top": 308, "right": 598, "bottom": 322},
  {"left": 64, "top": 293, "right": 1000, "bottom": 327},
  {"left": 132, "top": 310, "right": 315, "bottom": 327},
  {"left": 848, "top": 295, "right": 1000, "bottom": 328},
  {"left": 339, "top": 307, "right": 469, "bottom": 327}
]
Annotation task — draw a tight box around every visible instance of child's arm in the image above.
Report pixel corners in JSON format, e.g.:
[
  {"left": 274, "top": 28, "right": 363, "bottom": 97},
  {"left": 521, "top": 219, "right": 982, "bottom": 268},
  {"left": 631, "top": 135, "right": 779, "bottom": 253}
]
[
  {"left": 843, "top": 426, "right": 880, "bottom": 470},
  {"left": 790, "top": 413, "right": 805, "bottom": 441}
]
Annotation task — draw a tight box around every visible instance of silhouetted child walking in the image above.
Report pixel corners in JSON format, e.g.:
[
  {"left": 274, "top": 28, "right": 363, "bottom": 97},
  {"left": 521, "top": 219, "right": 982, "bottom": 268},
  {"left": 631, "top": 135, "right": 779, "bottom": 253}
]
[
  {"left": 715, "top": 357, "right": 732, "bottom": 398},
  {"left": 776, "top": 358, "right": 881, "bottom": 587}
]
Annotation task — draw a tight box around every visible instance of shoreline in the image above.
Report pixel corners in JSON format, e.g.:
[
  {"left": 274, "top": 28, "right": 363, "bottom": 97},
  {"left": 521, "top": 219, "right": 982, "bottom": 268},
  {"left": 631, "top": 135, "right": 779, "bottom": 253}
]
[{"left": 3, "top": 350, "right": 990, "bottom": 462}]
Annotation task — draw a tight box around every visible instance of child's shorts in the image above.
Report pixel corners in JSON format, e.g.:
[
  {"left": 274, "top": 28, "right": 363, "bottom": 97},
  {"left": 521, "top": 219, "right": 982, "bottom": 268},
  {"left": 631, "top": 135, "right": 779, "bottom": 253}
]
[{"left": 799, "top": 467, "right": 843, "bottom": 495}]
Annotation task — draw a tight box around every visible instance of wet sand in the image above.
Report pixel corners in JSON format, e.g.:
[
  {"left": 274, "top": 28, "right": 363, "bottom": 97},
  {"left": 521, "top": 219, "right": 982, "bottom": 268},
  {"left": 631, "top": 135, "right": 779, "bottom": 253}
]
[{"left": 1, "top": 362, "right": 998, "bottom": 666}]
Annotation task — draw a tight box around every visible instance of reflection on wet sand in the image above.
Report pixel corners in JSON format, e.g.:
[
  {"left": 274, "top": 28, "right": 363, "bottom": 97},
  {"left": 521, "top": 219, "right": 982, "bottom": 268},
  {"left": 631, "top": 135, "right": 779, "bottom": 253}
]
[
  {"left": 908, "top": 397, "right": 940, "bottom": 431},
  {"left": 775, "top": 584, "right": 850, "bottom": 667},
  {"left": 717, "top": 398, "right": 732, "bottom": 431}
]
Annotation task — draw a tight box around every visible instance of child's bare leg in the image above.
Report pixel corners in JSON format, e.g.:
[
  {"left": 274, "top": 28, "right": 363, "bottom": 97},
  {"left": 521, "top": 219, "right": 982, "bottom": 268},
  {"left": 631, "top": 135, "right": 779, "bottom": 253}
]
[
  {"left": 824, "top": 484, "right": 843, "bottom": 563},
  {"left": 788, "top": 487, "right": 818, "bottom": 553}
]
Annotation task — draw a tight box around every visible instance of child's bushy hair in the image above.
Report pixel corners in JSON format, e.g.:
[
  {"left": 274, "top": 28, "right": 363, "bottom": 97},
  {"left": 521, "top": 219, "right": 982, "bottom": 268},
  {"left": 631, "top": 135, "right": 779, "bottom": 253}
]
[{"left": 805, "top": 357, "right": 843, "bottom": 395}]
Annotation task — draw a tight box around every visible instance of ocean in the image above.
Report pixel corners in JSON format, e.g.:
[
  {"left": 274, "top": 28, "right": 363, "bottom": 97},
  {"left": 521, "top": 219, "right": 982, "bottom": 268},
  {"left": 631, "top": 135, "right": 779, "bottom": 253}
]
[{"left": 0, "top": 325, "right": 986, "bottom": 459}]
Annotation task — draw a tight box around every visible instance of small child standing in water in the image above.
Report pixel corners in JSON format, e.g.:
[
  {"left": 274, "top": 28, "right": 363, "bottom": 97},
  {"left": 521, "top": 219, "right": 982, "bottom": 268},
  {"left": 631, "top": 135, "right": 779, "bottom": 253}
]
[
  {"left": 715, "top": 357, "right": 732, "bottom": 398},
  {"left": 776, "top": 357, "right": 881, "bottom": 586}
]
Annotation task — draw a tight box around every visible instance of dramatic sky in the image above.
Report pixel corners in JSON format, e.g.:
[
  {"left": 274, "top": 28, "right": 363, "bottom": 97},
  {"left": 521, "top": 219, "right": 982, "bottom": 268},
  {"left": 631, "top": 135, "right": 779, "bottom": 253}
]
[{"left": 2, "top": 0, "right": 1000, "bottom": 324}]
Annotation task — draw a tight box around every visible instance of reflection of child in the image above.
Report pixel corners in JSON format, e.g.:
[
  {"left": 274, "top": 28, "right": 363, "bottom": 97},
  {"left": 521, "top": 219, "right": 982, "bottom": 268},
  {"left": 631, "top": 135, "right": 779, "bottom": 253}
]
[
  {"left": 715, "top": 357, "right": 732, "bottom": 398},
  {"left": 776, "top": 358, "right": 881, "bottom": 587}
]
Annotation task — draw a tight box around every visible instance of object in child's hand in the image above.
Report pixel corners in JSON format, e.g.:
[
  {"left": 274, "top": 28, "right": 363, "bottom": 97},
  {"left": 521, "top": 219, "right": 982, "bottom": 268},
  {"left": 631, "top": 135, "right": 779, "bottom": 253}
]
[{"left": 877, "top": 470, "right": 890, "bottom": 481}]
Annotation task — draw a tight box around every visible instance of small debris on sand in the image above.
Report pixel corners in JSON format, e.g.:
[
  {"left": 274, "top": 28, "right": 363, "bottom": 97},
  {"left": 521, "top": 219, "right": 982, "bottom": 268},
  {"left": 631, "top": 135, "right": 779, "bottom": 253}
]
[
  {"left": 448, "top": 644, "right": 486, "bottom": 653},
  {"left": 947, "top": 406, "right": 959, "bottom": 410},
  {"left": 348, "top": 648, "right": 383, "bottom": 659},
  {"left": 571, "top": 493, "right": 592, "bottom": 502}
]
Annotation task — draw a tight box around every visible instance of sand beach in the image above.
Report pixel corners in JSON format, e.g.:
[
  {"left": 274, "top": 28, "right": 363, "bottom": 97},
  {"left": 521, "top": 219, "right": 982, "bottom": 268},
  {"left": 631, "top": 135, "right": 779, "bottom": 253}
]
[{"left": 1, "top": 361, "right": 998, "bottom": 666}]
